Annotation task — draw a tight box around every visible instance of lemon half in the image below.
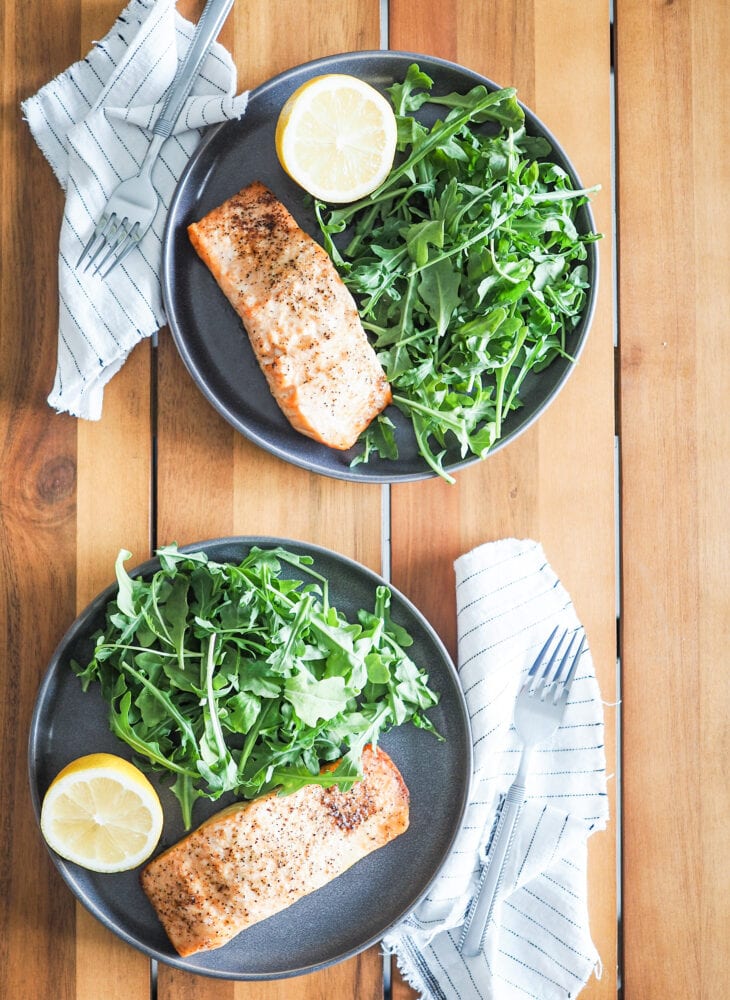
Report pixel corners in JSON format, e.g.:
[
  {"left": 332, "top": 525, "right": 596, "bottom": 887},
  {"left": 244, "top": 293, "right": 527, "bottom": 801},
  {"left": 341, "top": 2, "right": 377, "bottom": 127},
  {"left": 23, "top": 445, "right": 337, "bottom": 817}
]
[
  {"left": 40, "top": 753, "right": 163, "bottom": 873},
  {"left": 275, "top": 74, "right": 398, "bottom": 203}
]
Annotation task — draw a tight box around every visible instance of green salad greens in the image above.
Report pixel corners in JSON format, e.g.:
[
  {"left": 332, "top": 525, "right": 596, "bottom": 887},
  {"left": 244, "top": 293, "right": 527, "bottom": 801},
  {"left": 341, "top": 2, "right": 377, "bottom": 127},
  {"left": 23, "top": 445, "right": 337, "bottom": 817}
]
[
  {"left": 73, "top": 545, "right": 440, "bottom": 828},
  {"left": 315, "top": 64, "right": 600, "bottom": 483}
]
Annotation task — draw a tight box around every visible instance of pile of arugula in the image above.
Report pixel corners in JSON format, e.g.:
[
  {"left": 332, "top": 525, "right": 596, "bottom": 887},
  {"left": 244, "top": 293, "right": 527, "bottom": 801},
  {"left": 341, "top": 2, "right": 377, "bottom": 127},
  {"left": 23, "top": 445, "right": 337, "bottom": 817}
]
[
  {"left": 315, "top": 64, "right": 600, "bottom": 483},
  {"left": 73, "top": 545, "right": 440, "bottom": 829}
]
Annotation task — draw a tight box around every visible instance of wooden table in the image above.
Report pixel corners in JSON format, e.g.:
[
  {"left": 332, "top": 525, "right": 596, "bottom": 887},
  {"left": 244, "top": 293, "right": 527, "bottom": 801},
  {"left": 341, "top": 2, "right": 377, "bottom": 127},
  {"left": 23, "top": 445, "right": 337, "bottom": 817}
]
[{"left": 2, "top": 1, "right": 726, "bottom": 997}]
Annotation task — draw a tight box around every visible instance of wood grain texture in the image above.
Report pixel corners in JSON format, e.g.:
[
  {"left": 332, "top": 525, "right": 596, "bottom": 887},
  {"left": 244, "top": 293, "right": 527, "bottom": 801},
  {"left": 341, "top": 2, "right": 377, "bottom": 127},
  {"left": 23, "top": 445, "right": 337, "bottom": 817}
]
[
  {"left": 388, "top": 2, "right": 617, "bottom": 997},
  {"left": 2, "top": 1, "right": 85, "bottom": 997},
  {"left": 155, "top": 2, "right": 384, "bottom": 998},
  {"left": 617, "top": 0, "right": 730, "bottom": 996},
  {"left": 71, "top": 0, "right": 157, "bottom": 994},
  {"left": 2, "top": 1, "right": 626, "bottom": 998},
  {"left": 74, "top": 343, "right": 154, "bottom": 1000}
]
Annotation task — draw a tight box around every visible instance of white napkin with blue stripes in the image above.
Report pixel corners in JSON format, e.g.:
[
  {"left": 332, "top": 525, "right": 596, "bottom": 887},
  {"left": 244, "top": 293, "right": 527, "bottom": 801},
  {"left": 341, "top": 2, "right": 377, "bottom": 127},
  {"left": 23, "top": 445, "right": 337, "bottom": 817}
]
[
  {"left": 384, "top": 538, "right": 609, "bottom": 999},
  {"left": 21, "top": 0, "right": 248, "bottom": 420}
]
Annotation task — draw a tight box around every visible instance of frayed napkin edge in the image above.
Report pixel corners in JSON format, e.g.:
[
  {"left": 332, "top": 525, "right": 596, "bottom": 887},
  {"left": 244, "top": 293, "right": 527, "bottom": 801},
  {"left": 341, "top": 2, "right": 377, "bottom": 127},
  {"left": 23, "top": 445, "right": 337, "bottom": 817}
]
[
  {"left": 20, "top": 99, "right": 69, "bottom": 191},
  {"left": 381, "top": 938, "right": 440, "bottom": 1000},
  {"left": 47, "top": 328, "right": 155, "bottom": 420}
]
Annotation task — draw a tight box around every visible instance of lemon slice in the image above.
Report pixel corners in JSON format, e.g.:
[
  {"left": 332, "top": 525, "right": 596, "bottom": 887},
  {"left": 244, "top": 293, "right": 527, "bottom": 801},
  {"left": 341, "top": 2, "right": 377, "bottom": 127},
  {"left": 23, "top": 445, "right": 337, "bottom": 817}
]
[
  {"left": 275, "top": 74, "right": 398, "bottom": 203},
  {"left": 40, "top": 753, "right": 163, "bottom": 873}
]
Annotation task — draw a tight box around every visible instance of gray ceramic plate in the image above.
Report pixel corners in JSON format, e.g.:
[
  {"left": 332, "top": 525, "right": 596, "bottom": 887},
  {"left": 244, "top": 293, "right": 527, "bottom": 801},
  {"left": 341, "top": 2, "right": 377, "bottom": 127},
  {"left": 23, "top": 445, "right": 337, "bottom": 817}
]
[
  {"left": 28, "top": 537, "right": 472, "bottom": 980},
  {"left": 162, "top": 50, "right": 598, "bottom": 483}
]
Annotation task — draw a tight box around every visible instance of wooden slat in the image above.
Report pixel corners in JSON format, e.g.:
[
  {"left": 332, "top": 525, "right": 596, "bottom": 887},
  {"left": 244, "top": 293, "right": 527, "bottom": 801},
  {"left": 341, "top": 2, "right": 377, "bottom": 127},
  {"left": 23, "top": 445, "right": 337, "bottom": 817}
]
[
  {"left": 74, "top": 343, "right": 154, "bottom": 1000},
  {"left": 532, "top": 5, "right": 617, "bottom": 987},
  {"left": 68, "top": 0, "right": 157, "bottom": 993},
  {"left": 388, "top": 2, "right": 617, "bottom": 998},
  {"left": 0, "top": 125, "right": 79, "bottom": 997},
  {"left": 617, "top": 0, "right": 730, "bottom": 995},
  {"left": 155, "top": 2, "right": 383, "bottom": 998}
]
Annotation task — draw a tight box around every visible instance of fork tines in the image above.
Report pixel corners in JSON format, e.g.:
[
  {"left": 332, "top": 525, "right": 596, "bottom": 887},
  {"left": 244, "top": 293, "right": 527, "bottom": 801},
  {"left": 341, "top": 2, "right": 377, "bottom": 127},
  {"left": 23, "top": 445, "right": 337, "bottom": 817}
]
[
  {"left": 524, "top": 626, "right": 586, "bottom": 700},
  {"left": 76, "top": 214, "right": 140, "bottom": 278}
]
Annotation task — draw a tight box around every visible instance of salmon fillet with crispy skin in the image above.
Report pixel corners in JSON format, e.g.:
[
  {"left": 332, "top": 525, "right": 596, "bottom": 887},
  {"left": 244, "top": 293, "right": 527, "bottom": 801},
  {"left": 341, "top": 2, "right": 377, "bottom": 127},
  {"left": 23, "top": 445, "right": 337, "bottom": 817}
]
[
  {"left": 140, "top": 745, "right": 409, "bottom": 957},
  {"left": 188, "top": 181, "right": 392, "bottom": 450}
]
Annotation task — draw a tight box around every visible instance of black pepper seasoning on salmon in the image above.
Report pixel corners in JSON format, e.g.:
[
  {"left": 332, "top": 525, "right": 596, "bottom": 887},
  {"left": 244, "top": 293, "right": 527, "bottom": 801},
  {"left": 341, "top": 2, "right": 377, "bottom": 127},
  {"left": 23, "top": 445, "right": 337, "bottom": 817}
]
[
  {"left": 140, "top": 745, "right": 409, "bottom": 957},
  {"left": 187, "top": 181, "right": 391, "bottom": 449}
]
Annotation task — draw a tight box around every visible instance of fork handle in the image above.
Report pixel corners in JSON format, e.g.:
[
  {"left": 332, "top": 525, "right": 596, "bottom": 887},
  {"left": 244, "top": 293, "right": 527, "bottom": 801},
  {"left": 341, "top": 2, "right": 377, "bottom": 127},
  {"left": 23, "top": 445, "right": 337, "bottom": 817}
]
[
  {"left": 459, "top": 777, "right": 526, "bottom": 957},
  {"left": 153, "top": 0, "right": 236, "bottom": 139}
]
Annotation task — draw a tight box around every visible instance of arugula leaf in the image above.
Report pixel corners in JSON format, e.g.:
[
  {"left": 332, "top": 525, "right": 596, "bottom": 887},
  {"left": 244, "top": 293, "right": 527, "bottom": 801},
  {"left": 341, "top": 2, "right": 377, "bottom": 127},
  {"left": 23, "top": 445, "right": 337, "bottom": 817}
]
[
  {"left": 315, "top": 64, "right": 600, "bottom": 480},
  {"left": 222, "top": 689, "right": 261, "bottom": 734},
  {"left": 114, "top": 549, "right": 136, "bottom": 617},
  {"left": 109, "top": 690, "right": 197, "bottom": 778},
  {"left": 419, "top": 257, "right": 461, "bottom": 337},
  {"left": 270, "top": 763, "right": 359, "bottom": 797},
  {"left": 73, "top": 546, "right": 441, "bottom": 828},
  {"left": 388, "top": 63, "right": 435, "bottom": 116},
  {"left": 283, "top": 672, "right": 352, "bottom": 728}
]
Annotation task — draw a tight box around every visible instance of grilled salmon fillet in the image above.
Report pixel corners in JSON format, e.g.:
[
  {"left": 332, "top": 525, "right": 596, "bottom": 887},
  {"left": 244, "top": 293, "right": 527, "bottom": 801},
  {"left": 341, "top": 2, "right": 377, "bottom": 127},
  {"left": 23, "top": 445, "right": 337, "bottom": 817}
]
[
  {"left": 140, "top": 745, "right": 409, "bottom": 957},
  {"left": 188, "top": 181, "right": 392, "bottom": 450}
]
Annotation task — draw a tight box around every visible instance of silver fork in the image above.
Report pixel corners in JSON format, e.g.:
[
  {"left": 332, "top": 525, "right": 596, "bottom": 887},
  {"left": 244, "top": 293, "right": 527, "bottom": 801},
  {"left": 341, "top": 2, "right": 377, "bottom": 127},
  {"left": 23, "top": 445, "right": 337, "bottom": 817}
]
[
  {"left": 459, "top": 626, "right": 586, "bottom": 957},
  {"left": 76, "top": 0, "right": 235, "bottom": 278}
]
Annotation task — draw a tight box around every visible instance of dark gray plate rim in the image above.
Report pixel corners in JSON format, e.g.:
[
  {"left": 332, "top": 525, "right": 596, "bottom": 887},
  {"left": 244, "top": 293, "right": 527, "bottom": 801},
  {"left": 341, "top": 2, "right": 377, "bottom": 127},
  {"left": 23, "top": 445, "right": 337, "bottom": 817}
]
[
  {"left": 162, "top": 50, "right": 599, "bottom": 484},
  {"left": 28, "top": 536, "right": 472, "bottom": 980}
]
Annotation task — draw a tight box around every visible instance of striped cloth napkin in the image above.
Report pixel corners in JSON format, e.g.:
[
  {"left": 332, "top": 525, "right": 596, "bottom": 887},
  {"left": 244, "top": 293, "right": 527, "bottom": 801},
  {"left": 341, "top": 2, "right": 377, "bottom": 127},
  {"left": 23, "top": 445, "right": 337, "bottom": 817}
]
[
  {"left": 384, "top": 537, "right": 609, "bottom": 1000},
  {"left": 21, "top": 0, "right": 248, "bottom": 420}
]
